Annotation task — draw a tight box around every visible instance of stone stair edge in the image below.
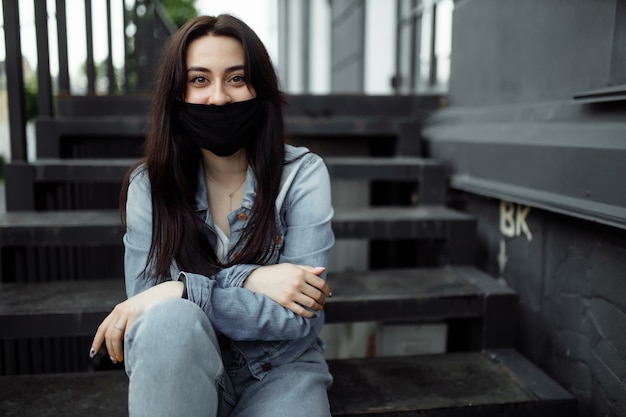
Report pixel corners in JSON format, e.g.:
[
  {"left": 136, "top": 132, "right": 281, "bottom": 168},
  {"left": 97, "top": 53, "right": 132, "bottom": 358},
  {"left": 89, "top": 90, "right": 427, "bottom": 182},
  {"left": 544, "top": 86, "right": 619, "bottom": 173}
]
[
  {"left": 0, "top": 349, "right": 575, "bottom": 417},
  {"left": 0, "top": 205, "right": 470, "bottom": 224},
  {"left": 5, "top": 156, "right": 444, "bottom": 178},
  {"left": 55, "top": 93, "right": 443, "bottom": 118},
  {"left": 0, "top": 265, "right": 509, "bottom": 339}
]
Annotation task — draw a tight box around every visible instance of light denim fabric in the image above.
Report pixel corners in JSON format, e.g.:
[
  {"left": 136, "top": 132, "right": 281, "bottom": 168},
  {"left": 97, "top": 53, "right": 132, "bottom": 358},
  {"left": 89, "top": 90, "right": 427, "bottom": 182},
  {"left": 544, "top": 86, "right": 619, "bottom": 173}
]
[
  {"left": 125, "top": 298, "right": 333, "bottom": 417},
  {"left": 123, "top": 144, "right": 335, "bottom": 413}
]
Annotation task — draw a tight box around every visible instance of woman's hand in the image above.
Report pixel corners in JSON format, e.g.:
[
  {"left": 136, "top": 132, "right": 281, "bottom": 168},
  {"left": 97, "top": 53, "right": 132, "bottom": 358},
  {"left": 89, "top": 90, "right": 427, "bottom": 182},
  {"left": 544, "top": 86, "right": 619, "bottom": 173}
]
[
  {"left": 243, "top": 263, "right": 331, "bottom": 318},
  {"left": 90, "top": 281, "right": 184, "bottom": 363}
]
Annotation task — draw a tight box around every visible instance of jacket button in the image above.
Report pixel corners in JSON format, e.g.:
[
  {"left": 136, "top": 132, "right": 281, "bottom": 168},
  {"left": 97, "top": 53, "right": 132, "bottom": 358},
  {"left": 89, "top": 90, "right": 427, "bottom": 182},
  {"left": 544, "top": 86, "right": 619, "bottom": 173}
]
[
  {"left": 233, "top": 252, "right": 241, "bottom": 261},
  {"left": 275, "top": 235, "right": 283, "bottom": 245},
  {"left": 262, "top": 363, "right": 272, "bottom": 372},
  {"left": 237, "top": 212, "right": 247, "bottom": 221}
]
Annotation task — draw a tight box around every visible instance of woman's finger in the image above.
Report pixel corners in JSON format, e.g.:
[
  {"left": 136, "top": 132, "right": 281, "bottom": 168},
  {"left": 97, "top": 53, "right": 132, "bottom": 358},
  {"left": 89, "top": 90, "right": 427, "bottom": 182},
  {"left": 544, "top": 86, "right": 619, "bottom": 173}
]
[
  {"left": 110, "top": 317, "right": 127, "bottom": 362},
  {"left": 104, "top": 318, "right": 124, "bottom": 364},
  {"left": 296, "top": 265, "right": 326, "bottom": 275},
  {"left": 99, "top": 306, "right": 128, "bottom": 364},
  {"left": 90, "top": 314, "right": 112, "bottom": 358},
  {"left": 288, "top": 302, "right": 316, "bottom": 318},
  {"left": 294, "top": 291, "right": 323, "bottom": 311},
  {"left": 298, "top": 286, "right": 325, "bottom": 309},
  {"left": 303, "top": 273, "right": 331, "bottom": 298}
]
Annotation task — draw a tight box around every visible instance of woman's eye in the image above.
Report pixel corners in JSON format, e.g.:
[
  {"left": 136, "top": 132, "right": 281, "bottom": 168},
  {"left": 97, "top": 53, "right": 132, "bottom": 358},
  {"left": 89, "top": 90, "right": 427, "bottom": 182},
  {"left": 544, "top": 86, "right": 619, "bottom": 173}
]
[
  {"left": 230, "top": 75, "right": 246, "bottom": 84},
  {"left": 190, "top": 76, "right": 208, "bottom": 85}
]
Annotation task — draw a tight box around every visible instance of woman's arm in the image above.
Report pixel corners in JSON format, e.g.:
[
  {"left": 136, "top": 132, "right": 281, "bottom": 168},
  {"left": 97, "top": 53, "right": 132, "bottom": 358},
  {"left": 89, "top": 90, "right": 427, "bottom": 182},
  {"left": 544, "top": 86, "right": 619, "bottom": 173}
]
[
  {"left": 240, "top": 154, "right": 335, "bottom": 314},
  {"left": 121, "top": 162, "right": 331, "bottom": 341},
  {"left": 123, "top": 166, "right": 158, "bottom": 298},
  {"left": 182, "top": 153, "right": 335, "bottom": 339},
  {"left": 181, "top": 271, "right": 312, "bottom": 340}
]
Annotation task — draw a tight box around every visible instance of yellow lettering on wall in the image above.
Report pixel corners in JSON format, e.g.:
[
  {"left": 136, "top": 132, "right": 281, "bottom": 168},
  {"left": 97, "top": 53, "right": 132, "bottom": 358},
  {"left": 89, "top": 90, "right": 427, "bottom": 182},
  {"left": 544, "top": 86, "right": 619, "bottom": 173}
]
[
  {"left": 499, "top": 201, "right": 532, "bottom": 242},
  {"left": 500, "top": 201, "right": 516, "bottom": 237},
  {"left": 516, "top": 205, "right": 532, "bottom": 241}
]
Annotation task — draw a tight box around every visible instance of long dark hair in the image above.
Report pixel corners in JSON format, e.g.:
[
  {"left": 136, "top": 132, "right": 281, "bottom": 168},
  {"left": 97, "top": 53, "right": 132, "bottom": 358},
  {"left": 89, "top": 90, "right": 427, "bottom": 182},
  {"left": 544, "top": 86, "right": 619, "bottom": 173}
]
[{"left": 121, "top": 15, "right": 286, "bottom": 282}]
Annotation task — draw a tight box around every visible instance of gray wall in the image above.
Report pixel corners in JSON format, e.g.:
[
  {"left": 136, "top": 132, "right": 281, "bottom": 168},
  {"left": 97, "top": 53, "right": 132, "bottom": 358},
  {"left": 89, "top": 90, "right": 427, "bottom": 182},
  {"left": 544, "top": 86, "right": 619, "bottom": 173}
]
[
  {"left": 462, "top": 196, "right": 626, "bottom": 417},
  {"left": 425, "top": 1, "right": 626, "bottom": 416},
  {"left": 330, "top": 0, "right": 366, "bottom": 92},
  {"left": 449, "top": 0, "right": 617, "bottom": 106}
]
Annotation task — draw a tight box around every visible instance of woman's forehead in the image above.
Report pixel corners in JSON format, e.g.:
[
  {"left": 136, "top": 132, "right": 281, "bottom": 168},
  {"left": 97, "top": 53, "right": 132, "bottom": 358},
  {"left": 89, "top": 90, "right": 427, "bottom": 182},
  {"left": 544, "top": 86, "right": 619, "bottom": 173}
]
[{"left": 186, "top": 35, "right": 245, "bottom": 69}]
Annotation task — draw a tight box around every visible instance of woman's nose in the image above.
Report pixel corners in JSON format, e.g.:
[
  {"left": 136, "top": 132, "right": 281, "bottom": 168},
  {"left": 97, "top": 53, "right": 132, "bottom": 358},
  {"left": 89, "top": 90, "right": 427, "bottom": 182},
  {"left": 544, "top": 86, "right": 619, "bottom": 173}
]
[{"left": 208, "top": 84, "right": 230, "bottom": 105}]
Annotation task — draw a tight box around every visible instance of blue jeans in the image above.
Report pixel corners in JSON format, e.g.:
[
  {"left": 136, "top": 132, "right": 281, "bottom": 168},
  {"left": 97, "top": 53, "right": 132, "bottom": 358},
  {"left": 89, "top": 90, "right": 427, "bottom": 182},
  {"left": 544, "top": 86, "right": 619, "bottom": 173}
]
[{"left": 124, "top": 298, "right": 333, "bottom": 417}]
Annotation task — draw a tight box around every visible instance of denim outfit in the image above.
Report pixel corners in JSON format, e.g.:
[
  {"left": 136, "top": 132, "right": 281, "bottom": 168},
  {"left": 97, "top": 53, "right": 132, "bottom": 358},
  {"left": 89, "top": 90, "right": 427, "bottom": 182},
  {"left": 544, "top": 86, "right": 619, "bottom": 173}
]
[{"left": 122, "top": 145, "right": 335, "bottom": 417}]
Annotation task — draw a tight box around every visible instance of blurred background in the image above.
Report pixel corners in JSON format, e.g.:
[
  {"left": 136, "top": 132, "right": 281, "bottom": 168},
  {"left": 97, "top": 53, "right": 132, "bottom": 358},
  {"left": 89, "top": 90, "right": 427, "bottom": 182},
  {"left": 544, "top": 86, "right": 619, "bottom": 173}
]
[
  {"left": 1, "top": 1, "right": 625, "bottom": 416},
  {"left": 0, "top": 0, "right": 454, "bottom": 163}
]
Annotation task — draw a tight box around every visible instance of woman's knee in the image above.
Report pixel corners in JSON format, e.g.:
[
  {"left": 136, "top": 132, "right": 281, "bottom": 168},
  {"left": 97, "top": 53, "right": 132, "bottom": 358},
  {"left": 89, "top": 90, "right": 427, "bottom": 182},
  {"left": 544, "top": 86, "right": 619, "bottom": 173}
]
[
  {"left": 124, "top": 299, "right": 226, "bottom": 417},
  {"left": 125, "top": 298, "right": 219, "bottom": 360}
]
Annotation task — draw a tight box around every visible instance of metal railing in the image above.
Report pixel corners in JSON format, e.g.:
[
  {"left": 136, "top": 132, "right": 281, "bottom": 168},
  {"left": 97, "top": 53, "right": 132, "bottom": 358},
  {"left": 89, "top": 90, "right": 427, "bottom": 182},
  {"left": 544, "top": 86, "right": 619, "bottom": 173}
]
[
  {"left": 393, "top": 0, "right": 453, "bottom": 95},
  {"left": 2, "top": 0, "right": 177, "bottom": 161}
]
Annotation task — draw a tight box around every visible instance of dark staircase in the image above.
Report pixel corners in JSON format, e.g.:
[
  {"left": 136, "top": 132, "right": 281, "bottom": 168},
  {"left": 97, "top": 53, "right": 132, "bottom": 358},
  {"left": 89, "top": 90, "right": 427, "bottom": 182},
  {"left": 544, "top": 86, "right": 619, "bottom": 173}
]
[{"left": 0, "top": 95, "right": 575, "bottom": 416}]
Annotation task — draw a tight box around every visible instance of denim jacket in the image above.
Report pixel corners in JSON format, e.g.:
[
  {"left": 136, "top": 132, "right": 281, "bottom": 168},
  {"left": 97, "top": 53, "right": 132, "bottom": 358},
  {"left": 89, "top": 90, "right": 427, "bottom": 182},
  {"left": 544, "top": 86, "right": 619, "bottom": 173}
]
[{"left": 123, "top": 144, "right": 335, "bottom": 379}]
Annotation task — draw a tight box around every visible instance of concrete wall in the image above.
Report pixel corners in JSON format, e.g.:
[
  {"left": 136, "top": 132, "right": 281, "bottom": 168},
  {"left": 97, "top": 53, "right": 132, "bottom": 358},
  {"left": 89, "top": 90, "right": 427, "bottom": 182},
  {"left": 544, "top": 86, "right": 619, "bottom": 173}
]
[
  {"left": 449, "top": 0, "right": 616, "bottom": 106},
  {"left": 459, "top": 196, "right": 626, "bottom": 417},
  {"left": 426, "top": 1, "right": 626, "bottom": 416}
]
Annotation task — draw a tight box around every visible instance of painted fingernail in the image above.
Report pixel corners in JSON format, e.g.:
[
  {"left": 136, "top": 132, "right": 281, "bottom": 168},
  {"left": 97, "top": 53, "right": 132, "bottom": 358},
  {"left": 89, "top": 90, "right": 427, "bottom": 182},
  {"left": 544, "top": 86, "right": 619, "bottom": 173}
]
[
  {"left": 115, "top": 355, "right": 123, "bottom": 363},
  {"left": 89, "top": 347, "right": 96, "bottom": 358},
  {"left": 110, "top": 355, "right": 117, "bottom": 364},
  {"left": 328, "top": 292, "right": 333, "bottom": 298}
]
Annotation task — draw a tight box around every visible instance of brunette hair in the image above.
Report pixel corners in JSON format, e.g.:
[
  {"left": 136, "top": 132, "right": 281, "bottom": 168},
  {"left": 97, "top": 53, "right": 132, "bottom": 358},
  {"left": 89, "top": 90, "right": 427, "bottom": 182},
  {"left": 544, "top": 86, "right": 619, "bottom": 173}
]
[{"left": 121, "top": 15, "right": 286, "bottom": 282}]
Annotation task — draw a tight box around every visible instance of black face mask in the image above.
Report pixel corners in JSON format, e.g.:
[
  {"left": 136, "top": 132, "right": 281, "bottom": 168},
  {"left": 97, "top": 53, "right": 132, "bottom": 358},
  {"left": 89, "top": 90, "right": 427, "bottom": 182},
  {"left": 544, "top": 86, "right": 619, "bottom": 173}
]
[{"left": 178, "top": 98, "right": 263, "bottom": 157}]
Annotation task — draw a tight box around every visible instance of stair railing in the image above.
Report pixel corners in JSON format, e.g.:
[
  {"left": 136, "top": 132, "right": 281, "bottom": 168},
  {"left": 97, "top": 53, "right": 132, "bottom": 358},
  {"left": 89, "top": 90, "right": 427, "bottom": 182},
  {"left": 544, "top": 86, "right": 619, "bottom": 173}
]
[
  {"left": 1, "top": 0, "right": 177, "bottom": 163},
  {"left": 2, "top": 0, "right": 27, "bottom": 161}
]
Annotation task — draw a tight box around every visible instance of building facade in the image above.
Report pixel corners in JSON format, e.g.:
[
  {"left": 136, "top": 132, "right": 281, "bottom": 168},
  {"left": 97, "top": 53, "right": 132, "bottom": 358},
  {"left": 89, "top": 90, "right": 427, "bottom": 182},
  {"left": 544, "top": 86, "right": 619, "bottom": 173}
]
[{"left": 278, "top": 1, "right": 626, "bottom": 416}]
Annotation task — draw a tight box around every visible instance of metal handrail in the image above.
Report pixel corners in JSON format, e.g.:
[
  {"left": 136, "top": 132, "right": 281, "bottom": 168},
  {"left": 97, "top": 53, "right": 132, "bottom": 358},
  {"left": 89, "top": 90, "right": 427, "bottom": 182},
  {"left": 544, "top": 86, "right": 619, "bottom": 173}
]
[{"left": 2, "top": 0, "right": 178, "bottom": 162}]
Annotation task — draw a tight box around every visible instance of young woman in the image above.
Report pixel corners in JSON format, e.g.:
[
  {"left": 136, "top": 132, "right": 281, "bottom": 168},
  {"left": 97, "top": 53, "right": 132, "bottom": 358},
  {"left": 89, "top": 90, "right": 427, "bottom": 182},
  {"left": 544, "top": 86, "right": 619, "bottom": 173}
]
[{"left": 90, "top": 14, "right": 334, "bottom": 417}]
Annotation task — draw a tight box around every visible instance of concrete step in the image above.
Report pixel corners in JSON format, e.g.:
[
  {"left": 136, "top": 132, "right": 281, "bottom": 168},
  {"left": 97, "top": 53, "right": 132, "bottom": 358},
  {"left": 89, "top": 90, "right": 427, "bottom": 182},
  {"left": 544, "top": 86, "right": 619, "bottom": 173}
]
[
  {"left": 0, "top": 205, "right": 476, "bottom": 284},
  {"left": 35, "top": 115, "right": 417, "bottom": 158},
  {"left": 328, "top": 349, "right": 575, "bottom": 416},
  {"left": 43, "top": 94, "right": 441, "bottom": 158},
  {"left": 0, "top": 266, "right": 514, "bottom": 349},
  {"left": 4, "top": 156, "right": 446, "bottom": 210},
  {"left": 0, "top": 206, "right": 475, "bottom": 261},
  {"left": 0, "top": 350, "right": 576, "bottom": 416},
  {"left": 5, "top": 156, "right": 444, "bottom": 182},
  {"left": 55, "top": 94, "right": 441, "bottom": 118}
]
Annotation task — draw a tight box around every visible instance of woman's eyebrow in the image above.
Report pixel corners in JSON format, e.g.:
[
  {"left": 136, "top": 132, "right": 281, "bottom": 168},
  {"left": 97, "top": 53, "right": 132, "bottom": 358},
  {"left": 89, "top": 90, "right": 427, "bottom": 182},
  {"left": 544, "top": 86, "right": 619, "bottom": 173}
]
[{"left": 186, "top": 65, "right": 245, "bottom": 73}]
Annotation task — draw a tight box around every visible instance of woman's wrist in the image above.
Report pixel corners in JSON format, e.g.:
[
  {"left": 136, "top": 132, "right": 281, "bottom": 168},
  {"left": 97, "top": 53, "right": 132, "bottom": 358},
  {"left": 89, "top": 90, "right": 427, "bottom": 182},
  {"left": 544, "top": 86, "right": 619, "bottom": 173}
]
[{"left": 162, "top": 280, "right": 186, "bottom": 298}]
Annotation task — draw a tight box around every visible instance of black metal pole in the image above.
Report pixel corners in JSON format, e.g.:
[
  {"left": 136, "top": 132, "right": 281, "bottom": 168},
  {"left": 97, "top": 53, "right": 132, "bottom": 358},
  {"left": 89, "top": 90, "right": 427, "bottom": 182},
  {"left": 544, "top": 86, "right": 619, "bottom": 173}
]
[
  {"left": 428, "top": 2, "right": 438, "bottom": 87},
  {"left": 106, "top": 0, "right": 116, "bottom": 94},
  {"left": 35, "top": 0, "right": 53, "bottom": 116},
  {"left": 2, "top": 0, "right": 27, "bottom": 161},
  {"left": 84, "top": 0, "right": 96, "bottom": 94},
  {"left": 56, "top": 0, "right": 70, "bottom": 94}
]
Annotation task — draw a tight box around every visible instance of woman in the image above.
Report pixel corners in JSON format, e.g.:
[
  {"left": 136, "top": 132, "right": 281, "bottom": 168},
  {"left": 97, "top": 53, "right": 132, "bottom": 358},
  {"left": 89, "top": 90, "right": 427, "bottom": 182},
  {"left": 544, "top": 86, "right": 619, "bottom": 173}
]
[{"left": 90, "top": 14, "right": 335, "bottom": 417}]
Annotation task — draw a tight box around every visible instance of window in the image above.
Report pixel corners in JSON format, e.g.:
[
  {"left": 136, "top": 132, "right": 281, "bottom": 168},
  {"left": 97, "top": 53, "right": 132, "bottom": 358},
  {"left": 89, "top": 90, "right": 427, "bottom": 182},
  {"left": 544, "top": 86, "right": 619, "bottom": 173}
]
[{"left": 394, "top": 0, "right": 454, "bottom": 94}]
